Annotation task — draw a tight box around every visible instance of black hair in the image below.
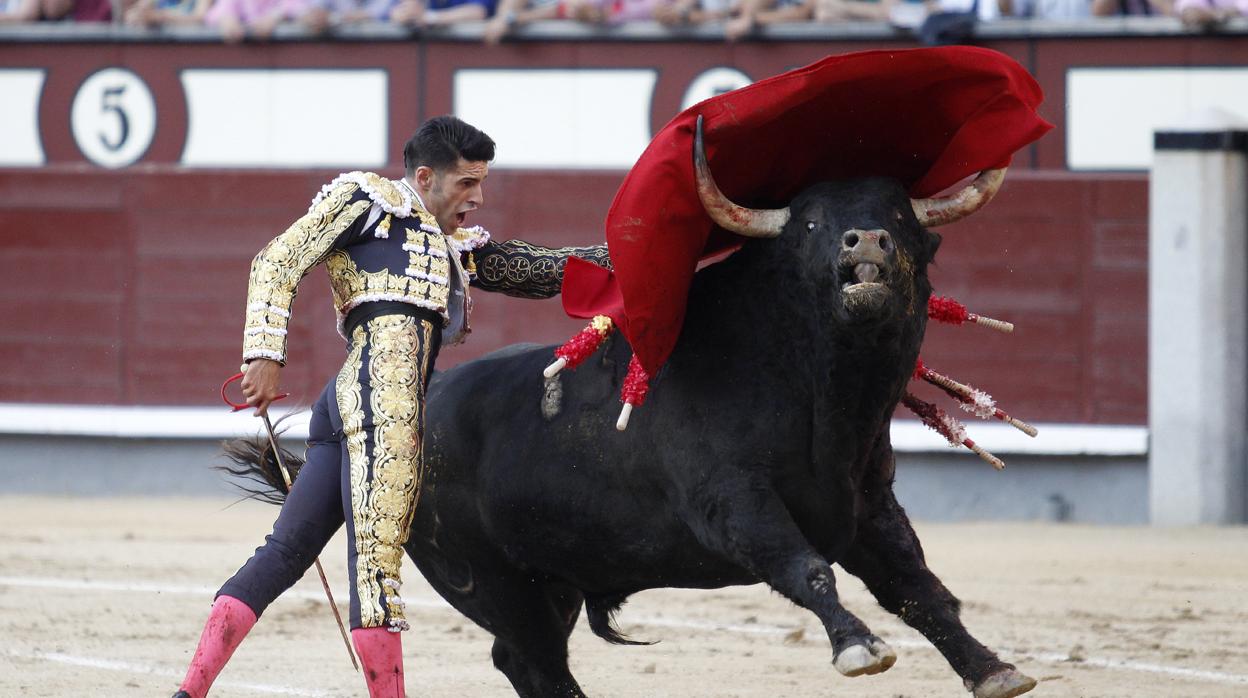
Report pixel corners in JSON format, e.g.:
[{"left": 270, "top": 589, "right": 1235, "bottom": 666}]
[{"left": 403, "top": 115, "right": 496, "bottom": 176}]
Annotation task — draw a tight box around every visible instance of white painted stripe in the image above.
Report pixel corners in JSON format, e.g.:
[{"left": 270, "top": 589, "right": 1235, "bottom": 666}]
[
  {"left": 180, "top": 69, "right": 387, "bottom": 168},
  {"left": 0, "top": 69, "right": 46, "bottom": 166},
  {"left": 1067, "top": 67, "right": 1248, "bottom": 170},
  {"left": 3, "top": 575, "right": 1244, "bottom": 686},
  {"left": 0, "top": 575, "right": 452, "bottom": 610},
  {"left": 454, "top": 69, "right": 656, "bottom": 170},
  {"left": 0, "top": 402, "right": 1146, "bottom": 455},
  {"left": 0, "top": 649, "right": 327, "bottom": 696},
  {"left": 630, "top": 618, "right": 1248, "bottom": 686},
  {"left": 1019, "top": 650, "right": 1248, "bottom": 685}
]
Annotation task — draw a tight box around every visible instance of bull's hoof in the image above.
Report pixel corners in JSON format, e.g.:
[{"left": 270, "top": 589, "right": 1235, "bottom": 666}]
[
  {"left": 832, "top": 637, "right": 897, "bottom": 677},
  {"left": 971, "top": 668, "right": 1037, "bottom": 698}
]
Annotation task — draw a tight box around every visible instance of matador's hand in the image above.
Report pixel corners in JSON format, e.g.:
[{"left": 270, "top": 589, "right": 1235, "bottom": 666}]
[{"left": 241, "top": 359, "right": 283, "bottom": 416}]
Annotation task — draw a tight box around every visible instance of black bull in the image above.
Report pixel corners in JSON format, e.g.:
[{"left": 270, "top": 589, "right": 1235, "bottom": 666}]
[{"left": 230, "top": 174, "right": 1037, "bottom": 698}]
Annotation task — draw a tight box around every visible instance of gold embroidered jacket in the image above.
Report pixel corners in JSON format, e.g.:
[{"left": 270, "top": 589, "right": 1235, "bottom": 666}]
[{"left": 242, "top": 171, "right": 612, "bottom": 364}]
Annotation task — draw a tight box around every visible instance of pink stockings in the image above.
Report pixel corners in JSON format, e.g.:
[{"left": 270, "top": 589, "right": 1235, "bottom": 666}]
[
  {"left": 352, "top": 626, "right": 406, "bottom": 697},
  {"left": 177, "top": 596, "right": 405, "bottom": 698},
  {"left": 177, "top": 595, "right": 257, "bottom": 698}
]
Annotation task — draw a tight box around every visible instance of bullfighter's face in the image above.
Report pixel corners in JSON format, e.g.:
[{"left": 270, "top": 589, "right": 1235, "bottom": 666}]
[
  {"left": 414, "top": 157, "right": 489, "bottom": 233},
  {"left": 790, "top": 179, "right": 941, "bottom": 323}
]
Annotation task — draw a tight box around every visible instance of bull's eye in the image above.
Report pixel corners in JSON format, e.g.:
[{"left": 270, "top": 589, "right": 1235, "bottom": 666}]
[
  {"left": 806, "top": 222, "right": 816, "bottom": 231},
  {"left": 895, "top": 210, "right": 904, "bottom": 223}
]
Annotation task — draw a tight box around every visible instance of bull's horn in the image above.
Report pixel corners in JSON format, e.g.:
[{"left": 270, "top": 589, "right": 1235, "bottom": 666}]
[
  {"left": 693, "top": 115, "right": 789, "bottom": 238},
  {"left": 913, "top": 168, "right": 1008, "bottom": 228},
  {"left": 910, "top": 168, "right": 1007, "bottom": 228}
]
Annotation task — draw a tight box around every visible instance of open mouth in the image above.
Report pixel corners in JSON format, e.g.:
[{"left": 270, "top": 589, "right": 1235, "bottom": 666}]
[
  {"left": 455, "top": 212, "right": 467, "bottom": 227},
  {"left": 841, "top": 263, "right": 886, "bottom": 292}
]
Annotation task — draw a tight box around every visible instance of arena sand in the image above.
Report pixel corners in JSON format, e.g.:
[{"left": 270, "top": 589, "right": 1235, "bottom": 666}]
[{"left": 1, "top": 497, "right": 1245, "bottom": 697}]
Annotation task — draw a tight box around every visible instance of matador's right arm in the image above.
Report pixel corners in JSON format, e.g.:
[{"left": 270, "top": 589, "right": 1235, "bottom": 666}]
[{"left": 241, "top": 181, "right": 373, "bottom": 364}]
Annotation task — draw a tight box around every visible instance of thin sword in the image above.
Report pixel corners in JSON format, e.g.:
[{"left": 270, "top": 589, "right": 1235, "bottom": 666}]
[{"left": 259, "top": 413, "right": 360, "bottom": 673}]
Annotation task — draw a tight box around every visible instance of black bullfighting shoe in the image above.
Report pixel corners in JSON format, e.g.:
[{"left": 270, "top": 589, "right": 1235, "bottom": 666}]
[{"left": 171, "top": 692, "right": 191, "bottom": 698}]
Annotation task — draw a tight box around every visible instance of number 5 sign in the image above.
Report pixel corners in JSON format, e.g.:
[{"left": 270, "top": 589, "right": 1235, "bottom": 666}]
[{"left": 70, "top": 67, "right": 157, "bottom": 168}]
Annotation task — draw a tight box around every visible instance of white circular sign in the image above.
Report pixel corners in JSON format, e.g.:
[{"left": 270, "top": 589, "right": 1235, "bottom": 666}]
[
  {"left": 681, "top": 67, "right": 753, "bottom": 111},
  {"left": 71, "top": 68, "right": 157, "bottom": 169}
]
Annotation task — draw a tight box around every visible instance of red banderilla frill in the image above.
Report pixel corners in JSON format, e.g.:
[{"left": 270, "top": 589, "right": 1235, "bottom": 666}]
[
  {"left": 617, "top": 355, "right": 651, "bottom": 431},
  {"left": 901, "top": 392, "right": 1005, "bottom": 470},
  {"left": 928, "top": 295, "right": 1014, "bottom": 334},
  {"left": 545, "top": 315, "right": 614, "bottom": 378}
]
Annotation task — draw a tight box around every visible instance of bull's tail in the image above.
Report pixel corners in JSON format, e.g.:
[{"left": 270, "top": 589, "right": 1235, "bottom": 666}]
[
  {"left": 584, "top": 594, "right": 655, "bottom": 646},
  {"left": 216, "top": 423, "right": 305, "bottom": 505}
]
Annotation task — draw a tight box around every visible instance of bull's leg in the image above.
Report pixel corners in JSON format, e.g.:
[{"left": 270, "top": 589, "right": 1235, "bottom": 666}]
[
  {"left": 693, "top": 477, "right": 895, "bottom": 678},
  {"left": 487, "top": 588, "right": 586, "bottom": 697},
  {"left": 839, "top": 488, "right": 1036, "bottom": 698},
  {"left": 412, "top": 555, "right": 585, "bottom": 697},
  {"left": 407, "top": 510, "right": 586, "bottom": 697}
]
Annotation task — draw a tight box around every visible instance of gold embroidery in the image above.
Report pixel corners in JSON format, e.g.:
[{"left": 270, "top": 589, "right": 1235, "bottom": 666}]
[
  {"left": 321, "top": 219, "right": 459, "bottom": 329},
  {"left": 342, "top": 314, "right": 432, "bottom": 629},
  {"left": 427, "top": 255, "right": 450, "bottom": 280},
  {"left": 361, "top": 172, "right": 405, "bottom": 211},
  {"left": 449, "top": 225, "right": 489, "bottom": 250},
  {"left": 337, "top": 331, "right": 374, "bottom": 625},
  {"left": 243, "top": 183, "right": 371, "bottom": 362}
]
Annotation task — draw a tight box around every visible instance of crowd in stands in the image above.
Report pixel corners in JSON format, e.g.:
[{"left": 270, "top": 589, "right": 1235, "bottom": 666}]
[{"left": 1, "top": 0, "right": 1243, "bottom": 38}]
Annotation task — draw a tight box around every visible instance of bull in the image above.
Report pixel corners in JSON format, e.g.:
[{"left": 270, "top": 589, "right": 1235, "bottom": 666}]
[{"left": 230, "top": 122, "right": 1037, "bottom": 698}]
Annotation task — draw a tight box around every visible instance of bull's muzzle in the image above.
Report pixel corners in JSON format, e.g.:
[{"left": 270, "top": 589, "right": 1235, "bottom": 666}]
[
  {"left": 842, "top": 228, "right": 892, "bottom": 261},
  {"left": 837, "top": 226, "right": 894, "bottom": 317},
  {"left": 840, "top": 228, "right": 892, "bottom": 286}
]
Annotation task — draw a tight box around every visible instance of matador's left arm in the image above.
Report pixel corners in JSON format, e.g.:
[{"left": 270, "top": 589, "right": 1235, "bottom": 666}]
[{"left": 466, "top": 239, "right": 612, "bottom": 299}]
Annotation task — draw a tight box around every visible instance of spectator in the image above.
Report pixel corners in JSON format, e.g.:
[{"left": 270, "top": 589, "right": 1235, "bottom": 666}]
[
  {"left": 5, "top": 0, "right": 114, "bottom": 20},
  {"left": 124, "top": 0, "right": 212, "bottom": 27},
  {"left": 999, "top": 0, "right": 1091, "bottom": 18},
  {"left": 1090, "top": 0, "right": 1172, "bottom": 13},
  {"left": 814, "top": 0, "right": 896, "bottom": 22},
  {"left": 391, "top": 0, "right": 495, "bottom": 27},
  {"left": 301, "top": 0, "right": 396, "bottom": 32},
  {"left": 205, "top": 0, "right": 307, "bottom": 42},
  {"left": 482, "top": 0, "right": 556, "bottom": 42},
  {"left": 653, "top": 0, "right": 734, "bottom": 25},
  {"left": 930, "top": 0, "right": 1002, "bottom": 20},
  {"left": 70, "top": 0, "right": 111, "bottom": 19},
  {"left": 724, "top": 0, "right": 812, "bottom": 40},
  {"left": 1173, "top": 0, "right": 1245, "bottom": 27},
  {"left": 0, "top": 0, "right": 41, "bottom": 22}
]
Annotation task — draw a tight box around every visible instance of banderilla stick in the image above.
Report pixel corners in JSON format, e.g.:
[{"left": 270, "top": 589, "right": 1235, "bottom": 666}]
[{"left": 259, "top": 413, "right": 360, "bottom": 672}]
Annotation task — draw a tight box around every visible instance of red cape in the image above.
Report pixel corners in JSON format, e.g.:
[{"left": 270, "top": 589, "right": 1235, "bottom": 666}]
[{"left": 562, "top": 46, "right": 1053, "bottom": 376}]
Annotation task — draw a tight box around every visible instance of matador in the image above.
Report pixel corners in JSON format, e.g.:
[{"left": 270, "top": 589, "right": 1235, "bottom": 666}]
[{"left": 172, "top": 116, "right": 610, "bottom": 698}]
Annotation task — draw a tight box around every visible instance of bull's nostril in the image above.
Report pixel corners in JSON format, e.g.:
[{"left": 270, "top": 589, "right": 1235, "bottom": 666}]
[
  {"left": 879, "top": 233, "right": 893, "bottom": 252},
  {"left": 844, "top": 232, "right": 859, "bottom": 249}
]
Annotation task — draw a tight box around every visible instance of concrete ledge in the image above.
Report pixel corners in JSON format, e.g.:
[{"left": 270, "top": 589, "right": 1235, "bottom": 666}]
[{"left": 0, "top": 431, "right": 1148, "bottom": 522}]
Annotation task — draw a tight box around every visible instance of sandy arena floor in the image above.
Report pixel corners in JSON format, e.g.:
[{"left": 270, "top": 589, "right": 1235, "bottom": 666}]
[{"left": 0, "top": 497, "right": 1245, "bottom": 697}]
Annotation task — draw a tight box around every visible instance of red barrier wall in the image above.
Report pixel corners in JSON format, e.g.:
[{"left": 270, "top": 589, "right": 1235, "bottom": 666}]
[{"left": 0, "top": 167, "right": 1147, "bottom": 424}]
